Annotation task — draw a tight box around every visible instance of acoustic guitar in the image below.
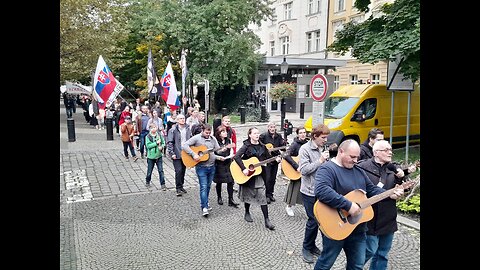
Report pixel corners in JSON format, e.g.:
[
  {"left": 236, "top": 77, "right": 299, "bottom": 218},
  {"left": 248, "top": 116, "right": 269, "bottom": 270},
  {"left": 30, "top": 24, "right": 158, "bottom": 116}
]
[
  {"left": 230, "top": 155, "right": 282, "bottom": 184},
  {"left": 281, "top": 156, "right": 301, "bottom": 180},
  {"left": 265, "top": 143, "right": 288, "bottom": 152},
  {"left": 313, "top": 180, "right": 415, "bottom": 240},
  {"left": 181, "top": 144, "right": 233, "bottom": 168},
  {"left": 181, "top": 145, "right": 212, "bottom": 168}
]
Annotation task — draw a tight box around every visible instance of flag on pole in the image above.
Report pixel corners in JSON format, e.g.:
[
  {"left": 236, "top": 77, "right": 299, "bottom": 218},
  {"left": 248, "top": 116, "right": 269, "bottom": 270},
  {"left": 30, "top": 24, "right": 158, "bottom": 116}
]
[
  {"left": 160, "top": 61, "right": 181, "bottom": 110},
  {"left": 180, "top": 49, "right": 188, "bottom": 87},
  {"left": 93, "top": 55, "right": 124, "bottom": 109},
  {"left": 147, "top": 49, "right": 161, "bottom": 96}
]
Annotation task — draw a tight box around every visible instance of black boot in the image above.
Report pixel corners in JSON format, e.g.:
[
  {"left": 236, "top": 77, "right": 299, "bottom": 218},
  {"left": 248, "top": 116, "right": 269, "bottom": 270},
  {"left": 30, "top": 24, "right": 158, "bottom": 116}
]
[
  {"left": 218, "top": 197, "right": 223, "bottom": 205},
  {"left": 265, "top": 218, "right": 275, "bottom": 230},
  {"left": 244, "top": 212, "right": 253, "bottom": 222},
  {"left": 228, "top": 198, "right": 239, "bottom": 207}
]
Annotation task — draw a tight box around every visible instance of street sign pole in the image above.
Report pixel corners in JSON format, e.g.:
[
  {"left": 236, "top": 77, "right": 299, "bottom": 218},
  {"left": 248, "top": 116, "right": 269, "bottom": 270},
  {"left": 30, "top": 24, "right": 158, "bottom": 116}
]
[{"left": 310, "top": 74, "right": 329, "bottom": 128}]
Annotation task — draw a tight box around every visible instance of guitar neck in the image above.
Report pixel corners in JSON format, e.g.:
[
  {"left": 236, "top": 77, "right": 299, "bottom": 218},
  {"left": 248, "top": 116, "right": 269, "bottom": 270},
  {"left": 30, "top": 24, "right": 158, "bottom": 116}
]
[
  {"left": 358, "top": 181, "right": 412, "bottom": 209},
  {"left": 253, "top": 155, "right": 281, "bottom": 168},
  {"left": 268, "top": 145, "right": 287, "bottom": 152}
]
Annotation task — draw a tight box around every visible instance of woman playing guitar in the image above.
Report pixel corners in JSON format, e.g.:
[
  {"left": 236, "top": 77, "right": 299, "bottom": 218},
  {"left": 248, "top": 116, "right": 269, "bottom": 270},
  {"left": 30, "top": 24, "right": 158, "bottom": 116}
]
[{"left": 232, "top": 127, "right": 280, "bottom": 230}]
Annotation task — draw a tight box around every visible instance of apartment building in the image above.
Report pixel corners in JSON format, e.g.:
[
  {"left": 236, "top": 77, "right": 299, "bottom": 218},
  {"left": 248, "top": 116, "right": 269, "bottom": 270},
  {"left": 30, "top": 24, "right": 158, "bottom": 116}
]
[
  {"left": 327, "top": 0, "right": 394, "bottom": 90},
  {"left": 251, "top": 0, "right": 393, "bottom": 113}
]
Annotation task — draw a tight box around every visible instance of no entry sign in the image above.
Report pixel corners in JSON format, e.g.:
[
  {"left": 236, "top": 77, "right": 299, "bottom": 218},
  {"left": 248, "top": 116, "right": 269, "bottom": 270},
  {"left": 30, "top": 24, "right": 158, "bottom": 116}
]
[{"left": 310, "top": 74, "right": 328, "bottom": 102}]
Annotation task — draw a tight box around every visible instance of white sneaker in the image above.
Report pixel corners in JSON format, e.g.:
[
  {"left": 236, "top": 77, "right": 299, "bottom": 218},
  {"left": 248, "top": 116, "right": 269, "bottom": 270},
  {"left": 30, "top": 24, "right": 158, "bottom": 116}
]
[
  {"left": 285, "top": 206, "right": 294, "bottom": 217},
  {"left": 202, "top": 208, "right": 209, "bottom": 216}
]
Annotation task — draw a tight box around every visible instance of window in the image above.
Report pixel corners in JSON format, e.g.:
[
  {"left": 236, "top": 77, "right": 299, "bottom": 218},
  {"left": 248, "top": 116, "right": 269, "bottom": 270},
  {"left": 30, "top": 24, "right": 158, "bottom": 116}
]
[
  {"left": 306, "top": 30, "right": 321, "bottom": 52},
  {"left": 284, "top": 2, "right": 292, "bottom": 20},
  {"left": 335, "top": 0, "right": 345, "bottom": 12},
  {"left": 316, "top": 0, "right": 321, "bottom": 13},
  {"left": 305, "top": 85, "right": 310, "bottom": 97},
  {"left": 281, "top": 36, "right": 290, "bottom": 55},
  {"left": 334, "top": 75, "right": 340, "bottom": 90},
  {"left": 350, "top": 74, "right": 358, "bottom": 84},
  {"left": 306, "top": 33, "right": 313, "bottom": 52},
  {"left": 308, "top": 0, "right": 314, "bottom": 14},
  {"left": 332, "top": 20, "right": 344, "bottom": 41},
  {"left": 314, "top": 31, "right": 321, "bottom": 51},
  {"left": 370, "top": 74, "right": 380, "bottom": 84},
  {"left": 270, "top": 41, "right": 275, "bottom": 56},
  {"left": 354, "top": 98, "right": 377, "bottom": 120}
]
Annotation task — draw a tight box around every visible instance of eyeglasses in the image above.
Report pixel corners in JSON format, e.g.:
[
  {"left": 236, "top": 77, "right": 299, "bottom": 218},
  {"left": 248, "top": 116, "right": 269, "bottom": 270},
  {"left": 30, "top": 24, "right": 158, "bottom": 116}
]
[{"left": 376, "top": 148, "right": 392, "bottom": 152}]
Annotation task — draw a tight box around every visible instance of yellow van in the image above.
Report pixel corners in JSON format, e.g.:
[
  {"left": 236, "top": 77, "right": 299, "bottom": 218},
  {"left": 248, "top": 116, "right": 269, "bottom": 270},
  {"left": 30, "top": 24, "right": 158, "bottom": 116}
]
[{"left": 304, "top": 83, "right": 420, "bottom": 146}]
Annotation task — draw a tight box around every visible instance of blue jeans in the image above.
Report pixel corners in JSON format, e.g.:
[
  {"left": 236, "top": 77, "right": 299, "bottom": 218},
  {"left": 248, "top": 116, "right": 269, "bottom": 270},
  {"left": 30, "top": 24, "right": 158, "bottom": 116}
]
[
  {"left": 139, "top": 130, "right": 149, "bottom": 156},
  {"left": 302, "top": 193, "right": 319, "bottom": 251},
  {"left": 146, "top": 157, "right": 165, "bottom": 185},
  {"left": 195, "top": 165, "right": 216, "bottom": 209},
  {"left": 365, "top": 233, "right": 394, "bottom": 270},
  {"left": 314, "top": 232, "right": 367, "bottom": 270}
]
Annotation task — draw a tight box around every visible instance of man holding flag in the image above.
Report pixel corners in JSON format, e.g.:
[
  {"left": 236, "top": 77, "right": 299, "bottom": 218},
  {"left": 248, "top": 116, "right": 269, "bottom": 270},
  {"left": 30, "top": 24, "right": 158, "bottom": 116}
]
[
  {"left": 93, "top": 55, "right": 124, "bottom": 110},
  {"left": 160, "top": 61, "right": 181, "bottom": 111}
]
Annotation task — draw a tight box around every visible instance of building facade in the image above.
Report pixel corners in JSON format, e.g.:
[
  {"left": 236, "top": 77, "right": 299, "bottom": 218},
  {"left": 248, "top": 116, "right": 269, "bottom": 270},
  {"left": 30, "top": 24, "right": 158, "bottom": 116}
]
[
  {"left": 327, "top": 0, "right": 394, "bottom": 89},
  {"left": 251, "top": 0, "right": 393, "bottom": 113}
]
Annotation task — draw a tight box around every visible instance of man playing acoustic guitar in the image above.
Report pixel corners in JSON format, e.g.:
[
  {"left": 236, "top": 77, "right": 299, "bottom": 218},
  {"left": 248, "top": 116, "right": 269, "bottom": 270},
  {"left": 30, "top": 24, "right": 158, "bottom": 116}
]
[
  {"left": 182, "top": 123, "right": 224, "bottom": 217},
  {"left": 313, "top": 139, "right": 404, "bottom": 270}
]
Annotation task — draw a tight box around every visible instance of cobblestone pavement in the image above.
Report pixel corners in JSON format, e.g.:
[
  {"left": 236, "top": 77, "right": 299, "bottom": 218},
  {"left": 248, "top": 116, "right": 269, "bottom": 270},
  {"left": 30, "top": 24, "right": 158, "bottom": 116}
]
[{"left": 60, "top": 103, "right": 420, "bottom": 270}]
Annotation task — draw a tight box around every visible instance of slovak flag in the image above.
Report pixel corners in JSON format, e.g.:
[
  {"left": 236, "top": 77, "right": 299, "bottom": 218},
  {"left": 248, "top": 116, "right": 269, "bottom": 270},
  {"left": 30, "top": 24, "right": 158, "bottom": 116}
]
[
  {"left": 160, "top": 61, "right": 181, "bottom": 111},
  {"left": 93, "top": 55, "right": 124, "bottom": 109}
]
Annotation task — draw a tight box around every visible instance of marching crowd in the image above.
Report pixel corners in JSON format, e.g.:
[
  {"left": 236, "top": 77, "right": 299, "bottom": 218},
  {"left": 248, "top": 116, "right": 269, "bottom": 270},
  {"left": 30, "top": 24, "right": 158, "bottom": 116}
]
[{"left": 64, "top": 94, "right": 417, "bottom": 270}]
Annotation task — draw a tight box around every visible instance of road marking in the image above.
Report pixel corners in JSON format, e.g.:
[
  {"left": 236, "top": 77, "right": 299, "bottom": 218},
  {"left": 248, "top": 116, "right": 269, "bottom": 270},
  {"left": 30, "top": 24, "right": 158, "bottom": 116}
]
[{"left": 64, "top": 169, "right": 93, "bottom": 203}]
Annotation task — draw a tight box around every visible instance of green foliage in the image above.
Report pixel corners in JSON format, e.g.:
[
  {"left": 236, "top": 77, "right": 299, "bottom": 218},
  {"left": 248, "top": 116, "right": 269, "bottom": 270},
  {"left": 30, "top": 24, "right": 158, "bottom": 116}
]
[
  {"left": 392, "top": 145, "right": 420, "bottom": 164},
  {"left": 269, "top": 82, "right": 296, "bottom": 101},
  {"left": 245, "top": 106, "right": 269, "bottom": 122},
  {"left": 327, "top": 0, "right": 420, "bottom": 82},
  {"left": 397, "top": 194, "right": 420, "bottom": 213},
  {"left": 60, "top": 0, "right": 131, "bottom": 84}
]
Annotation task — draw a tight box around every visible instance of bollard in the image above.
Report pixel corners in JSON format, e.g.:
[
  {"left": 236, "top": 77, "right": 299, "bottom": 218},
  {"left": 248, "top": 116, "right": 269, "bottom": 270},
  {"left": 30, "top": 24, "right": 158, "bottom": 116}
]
[
  {"left": 67, "top": 118, "right": 76, "bottom": 142},
  {"left": 260, "top": 104, "right": 267, "bottom": 121},
  {"left": 300, "top": 102, "right": 305, "bottom": 119},
  {"left": 105, "top": 117, "right": 114, "bottom": 140},
  {"left": 239, "top": 106, "right": 246, "bottom": 124}
]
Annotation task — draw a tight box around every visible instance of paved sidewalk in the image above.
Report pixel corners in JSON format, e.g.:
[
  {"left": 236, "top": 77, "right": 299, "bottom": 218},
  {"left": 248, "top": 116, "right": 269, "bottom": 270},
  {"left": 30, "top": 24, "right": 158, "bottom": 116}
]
[{"left": 60, "top": 102, "right": 420, "bottom": 269}]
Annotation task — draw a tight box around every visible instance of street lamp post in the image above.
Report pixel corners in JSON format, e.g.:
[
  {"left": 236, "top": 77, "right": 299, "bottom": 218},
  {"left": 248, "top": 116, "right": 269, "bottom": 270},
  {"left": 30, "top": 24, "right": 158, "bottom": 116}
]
[{"left": 280, "top": 57, "right": 288, "bottom": 133}]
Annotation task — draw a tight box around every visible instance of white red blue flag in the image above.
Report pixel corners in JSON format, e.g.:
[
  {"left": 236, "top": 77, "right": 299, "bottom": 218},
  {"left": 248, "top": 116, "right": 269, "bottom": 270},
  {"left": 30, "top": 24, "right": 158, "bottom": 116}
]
[
  {"left": 160, "top": 61, "right": 181, "bottom": 110},
  {"left": 93, "top": 55, "right": 124, "bottom": 109},
  {"left": 147, "top": 49, "right": 161, "bottom": 96}
]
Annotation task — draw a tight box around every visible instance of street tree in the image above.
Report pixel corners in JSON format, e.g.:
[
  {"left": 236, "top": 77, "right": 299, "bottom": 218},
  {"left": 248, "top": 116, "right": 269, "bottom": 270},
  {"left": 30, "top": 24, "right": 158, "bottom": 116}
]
[
  {"left": 60, "top": 0, "right": 130, "bottom": 85},
  {"left": 117, "top": 0, "right": 273, "bottom": 101},
  {"left": 327, "top": 0, "right": 420, "bottom": 82}
]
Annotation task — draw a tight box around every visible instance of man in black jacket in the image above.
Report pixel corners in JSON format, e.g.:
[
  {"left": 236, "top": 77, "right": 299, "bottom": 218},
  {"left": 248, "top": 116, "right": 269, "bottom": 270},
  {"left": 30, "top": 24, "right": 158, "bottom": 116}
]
[
  {"left": 356, "top": 140, "right": 412, "bottom": 270},
  {"left": 259, "top": 122, "right": 286, "bottom": 203},
  {"left": 359, "top": 128, "right": 384, "bottom": 161}
]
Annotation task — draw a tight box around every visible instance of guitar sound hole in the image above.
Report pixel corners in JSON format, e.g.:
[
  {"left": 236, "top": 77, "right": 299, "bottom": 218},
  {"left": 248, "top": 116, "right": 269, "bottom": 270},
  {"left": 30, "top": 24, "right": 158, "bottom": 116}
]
[
  {"left": 347, "top": 213, "right": 362, "bottom": 224},
  {"left": 248, "top": 164, "right": 254, "bottom": 170}
]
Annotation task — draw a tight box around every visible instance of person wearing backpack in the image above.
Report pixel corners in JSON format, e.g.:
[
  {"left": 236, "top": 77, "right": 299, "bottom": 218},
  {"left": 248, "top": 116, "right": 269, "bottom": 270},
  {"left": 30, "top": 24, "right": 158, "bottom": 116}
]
[{"left": 145, "top": 123, "right": 167, "bottom": 191}]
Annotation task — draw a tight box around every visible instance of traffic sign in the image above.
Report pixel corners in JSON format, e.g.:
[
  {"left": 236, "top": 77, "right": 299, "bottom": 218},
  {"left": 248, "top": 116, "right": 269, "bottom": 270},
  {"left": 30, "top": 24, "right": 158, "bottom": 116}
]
[{"left": 310, "top": 74, "right": 328, "bottom": 102}]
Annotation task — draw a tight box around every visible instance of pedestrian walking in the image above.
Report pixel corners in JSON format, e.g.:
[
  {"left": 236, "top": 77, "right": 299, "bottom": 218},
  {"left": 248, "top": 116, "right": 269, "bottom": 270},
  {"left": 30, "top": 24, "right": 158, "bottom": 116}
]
[{"left": 145, "top": 123, "right": 166, "bottom": 190}]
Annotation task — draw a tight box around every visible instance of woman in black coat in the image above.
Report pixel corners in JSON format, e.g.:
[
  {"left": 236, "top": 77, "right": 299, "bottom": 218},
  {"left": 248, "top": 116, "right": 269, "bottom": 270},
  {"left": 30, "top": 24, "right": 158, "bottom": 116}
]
[{"left": 213, "top": 126, "right": 239, "bottom": 207}]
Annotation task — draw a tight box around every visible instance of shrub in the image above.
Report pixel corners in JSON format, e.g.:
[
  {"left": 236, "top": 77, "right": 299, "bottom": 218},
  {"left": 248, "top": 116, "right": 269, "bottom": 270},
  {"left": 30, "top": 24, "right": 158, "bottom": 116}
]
[
  {"left": 245, "top": 107, "right": 269, "bottom": 122},
  {"left": 396, "top": 194, "right": 420, "bottom": 214}
]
